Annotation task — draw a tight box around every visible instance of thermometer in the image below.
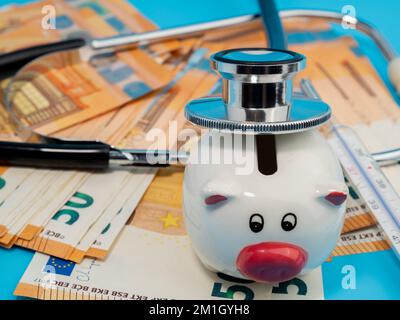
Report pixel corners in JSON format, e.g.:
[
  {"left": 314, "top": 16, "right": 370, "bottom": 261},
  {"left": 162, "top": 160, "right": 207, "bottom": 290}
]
[{"left": 329, "top": 125, "right": 400, "bottom": 260}]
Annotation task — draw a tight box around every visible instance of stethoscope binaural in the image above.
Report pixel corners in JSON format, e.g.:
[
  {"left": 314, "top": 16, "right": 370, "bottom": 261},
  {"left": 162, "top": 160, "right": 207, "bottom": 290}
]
[{"left": 0, "top": 6, "right": 399, "bottom": 170}]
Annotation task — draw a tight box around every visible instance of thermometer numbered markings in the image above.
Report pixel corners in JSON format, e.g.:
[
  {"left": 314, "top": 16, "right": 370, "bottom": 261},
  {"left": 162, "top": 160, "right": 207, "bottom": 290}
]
[{"left": 329, "top": 126, "right": 400, "bottom": 258}]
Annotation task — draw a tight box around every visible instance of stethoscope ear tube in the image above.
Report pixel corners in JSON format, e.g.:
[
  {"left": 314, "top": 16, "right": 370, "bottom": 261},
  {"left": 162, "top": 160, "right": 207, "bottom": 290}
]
[
  {"left": 0, "top": 140, "right": 110, "bottom": 170},
  {"left": 0, "top": 38, "right": 86, "bottom": 81}
]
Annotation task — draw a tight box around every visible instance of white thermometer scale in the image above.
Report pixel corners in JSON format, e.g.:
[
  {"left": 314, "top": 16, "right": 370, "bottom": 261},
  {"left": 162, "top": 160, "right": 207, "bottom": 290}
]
[{"left": 329, "top": 125, "right": 400, "bottom": 259}]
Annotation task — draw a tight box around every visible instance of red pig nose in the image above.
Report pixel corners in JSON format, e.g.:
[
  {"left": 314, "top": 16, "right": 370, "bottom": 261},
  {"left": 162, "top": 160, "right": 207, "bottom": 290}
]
[{"left": 236, "top": 242, "right": 308, "bottom": 283}]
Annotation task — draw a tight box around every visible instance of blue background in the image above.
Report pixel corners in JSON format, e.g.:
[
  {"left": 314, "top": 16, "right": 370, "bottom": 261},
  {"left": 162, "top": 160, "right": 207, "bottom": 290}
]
[{"left": 0, "top": 0, "right": 400, "bottom": 299}]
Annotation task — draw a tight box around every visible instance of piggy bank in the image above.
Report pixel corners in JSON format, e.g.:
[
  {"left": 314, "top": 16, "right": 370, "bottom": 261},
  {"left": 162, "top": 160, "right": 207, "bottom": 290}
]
[
  {"left": 183, "top": 130, "right": 347, "bottom": 283},
  {"left": 183, "top": 48, "right": 347, "bottom": 283}
]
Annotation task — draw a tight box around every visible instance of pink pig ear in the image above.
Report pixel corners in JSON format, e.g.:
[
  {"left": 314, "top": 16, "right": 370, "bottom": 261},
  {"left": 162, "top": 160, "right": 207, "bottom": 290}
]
[
  {"left": 204, "top": 195, "right": 228, "bottom": 205},
  {"left": 324, "top": 191, "right": 347, "bottom": 206},
  {"left": 202, "top": 180, "right": 240, "bottom": 207},
  {"left": 316, "top": 183, "right": 348, "bottom": 207}
]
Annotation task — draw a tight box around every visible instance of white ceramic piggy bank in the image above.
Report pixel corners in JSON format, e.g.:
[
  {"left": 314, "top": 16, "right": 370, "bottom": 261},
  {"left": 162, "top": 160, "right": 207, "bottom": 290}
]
[
  {"left": 183, "top": 130, "right": 347, "bottom": 283},
  {"left": 183, "top": 48, "right": 347, "bottom": 283}
]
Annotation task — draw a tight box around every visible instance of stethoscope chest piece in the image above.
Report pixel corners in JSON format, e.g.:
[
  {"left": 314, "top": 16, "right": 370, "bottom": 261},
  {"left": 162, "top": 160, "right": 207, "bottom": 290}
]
[{"left": 185, "top": 48, "right": 331, "bottom": 133}]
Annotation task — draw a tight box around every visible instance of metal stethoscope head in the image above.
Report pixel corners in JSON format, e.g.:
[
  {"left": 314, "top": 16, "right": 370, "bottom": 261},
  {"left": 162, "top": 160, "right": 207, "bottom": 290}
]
[{"left": 185, "top": 48, "right": 331, "bottom": 134}]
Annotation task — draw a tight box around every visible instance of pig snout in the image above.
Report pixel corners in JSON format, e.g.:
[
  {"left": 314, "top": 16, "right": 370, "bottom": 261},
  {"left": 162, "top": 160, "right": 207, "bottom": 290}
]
[{"left": 236, "top": 242, "right": 308, "bottom": 283}]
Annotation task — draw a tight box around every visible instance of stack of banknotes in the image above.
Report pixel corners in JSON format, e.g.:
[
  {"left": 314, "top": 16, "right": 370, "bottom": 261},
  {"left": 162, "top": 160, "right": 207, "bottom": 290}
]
[{"left": 0, "top": 0, "right": 399, "bottom": 299}]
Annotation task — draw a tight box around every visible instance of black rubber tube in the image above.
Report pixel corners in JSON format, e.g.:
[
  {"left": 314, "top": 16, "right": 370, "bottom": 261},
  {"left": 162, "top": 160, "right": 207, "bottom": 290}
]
[
  {"left": 0, "top": 140, "right": 110, "bottom": 169},
  {"left": 0, "top": 38, "right": 86, "bottom": 80}
]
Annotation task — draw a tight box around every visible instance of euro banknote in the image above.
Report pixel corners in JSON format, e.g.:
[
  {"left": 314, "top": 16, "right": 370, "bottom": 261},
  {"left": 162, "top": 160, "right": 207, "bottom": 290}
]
[
  {"left": 0, "top": 0, "right": 179, "bottom": 55},
  {"left": 70, "top": 49, "right": 219, "bottom": 261},
  {"left": 14, "top": 169, "right": 148, "bottom": 259},
  {"left": 0, "top": 47, "right": 214, "bottom": 259},
  {"left": 13, "top": 167, "right": 392, "bottom": 301},
  {"left": 292, "top": 37, "right": 400, "bottom": 235},
  {"left": 342, "top": 174, "right": 376, "bottom": 234},
  {"left": 1, "top": 0, "right": 175, "bottom": 133},
  {"left": 15, "top": 171, "right": 89, "bottom": 241},
  {"left": 54, "top": 44, "right": 207, "bottom": 144},
  {"left": 66, "top": 168, "right": 156, "bottom": 263},
  {"left": 333, "top": 225, "right": 390, "bottom": 256},
  {"left": 14, "top": 168, "right": 276, "bottom": 300},
  {"left": 10, "top": 42, "right": 173, "bottom": 135},
  {"left": 16, "top": 167, "right": 375, "bottom": 301},
  {"left": 0, "top": 170, "right": 61, "bottom": 244},
  {"left": 85, "top": 168, "right": 157, "bottom": 260},
  {"left": 292, "top": 38, "right": 400, "bottom": 125}
]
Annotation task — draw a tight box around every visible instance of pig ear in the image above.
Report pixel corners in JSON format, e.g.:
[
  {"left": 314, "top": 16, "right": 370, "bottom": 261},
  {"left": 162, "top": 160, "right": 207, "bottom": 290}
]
[
  {"left": 316, "top": 183, "right": 348, "bottom": 207},
  {"left": 202, "top": 180, "right": 241, "bottom": 206}
]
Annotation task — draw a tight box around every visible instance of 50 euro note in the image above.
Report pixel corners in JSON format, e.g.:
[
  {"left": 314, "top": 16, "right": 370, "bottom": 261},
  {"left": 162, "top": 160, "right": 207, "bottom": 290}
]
[
  {"left": 14, "top": 167, "right": 388, "bottom": 301},
  {"left": 3, "top": 170, "right": 89, "bottom": 246},
  {"left": 114, "top": 48, "right": 218, "bottom": 150},
  {"left": 66, "top": 167, "right": 156, "bottom": 263},
  {"left": 342, "top": 174, "right": 375, "bottom": 234},
  {"left": 7, "top": 48, "right": 213, "bottom": 261},
  {"left": 0, "top": 87, "right": 90, "bottom": 248},
  {"left": 14, "top": 168, "right": 274, "bottom": 300},
  {"left": 0, "top": 167, "right": 88, "bottom": 248},
  {"left": 14, "top": 169, "right": 144, "bottom": 259},
  {"left": 292, "top": 37, "right": 400, "bottom": 233},
  {"left": 0, "top": 89, "right": 34, "bottom": 215},
  {"left": 11, "top": 42, "right": 173, "bottom": 135},
  {"left": 13, "top": 167, "right": 329, "bottom": 300},
  {"left": 0, "top": 0, "right": 179, "bottom": 55},
  {"left": 70, "top": 49, "right": 220, "bottom": 262},
  {"left": 333, "top": 225, "right": 390, "bottom": 257},
  {"left": 51, "top": 40, "right": 203, "bottom": 144},
  {"left": 1, "top": 0, "right": 174, "bottom": 134}
]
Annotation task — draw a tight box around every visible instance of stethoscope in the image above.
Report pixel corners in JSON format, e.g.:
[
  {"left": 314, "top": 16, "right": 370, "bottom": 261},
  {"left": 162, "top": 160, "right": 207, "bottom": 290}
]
[{"left": 0, "top": 4, "right": 399, "bottom": 170}]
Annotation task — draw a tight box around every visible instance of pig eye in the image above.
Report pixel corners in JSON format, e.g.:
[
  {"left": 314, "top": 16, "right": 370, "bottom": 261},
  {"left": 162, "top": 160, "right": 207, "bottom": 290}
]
[
  {"left": 281, "top": 213, "right": 297, "bottom": 231},
  {"left": 249, "top": 214, "right": 264, "bottom": 233}
]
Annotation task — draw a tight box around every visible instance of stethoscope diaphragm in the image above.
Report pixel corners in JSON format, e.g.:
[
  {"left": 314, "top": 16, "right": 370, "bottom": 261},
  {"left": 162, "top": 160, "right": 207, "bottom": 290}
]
[{"left": 185, "top": 48, "right": 332, "bottom": 134}]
